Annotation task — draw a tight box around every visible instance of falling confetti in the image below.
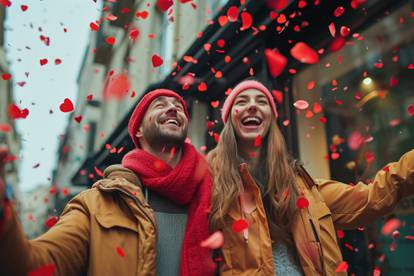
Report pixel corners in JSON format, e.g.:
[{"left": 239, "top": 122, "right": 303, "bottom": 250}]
[
  {"left": 59, "top": 98, "right": 74, "bottom": 113},
  {"left": 293, "top": 100, "right": 309, "bottom": 110},
  {"left": 265, "top": 0, "right": 289, "bottom": 11},
  {"left": 156, "top": 0, "right": 173, "bottom": 12},
  {"left": 151, "top": 54, "right": 163, "bottom": 67},
  {"left": 28, "top": 264, "right": 56, "bottom": 276},
  {"left": 8, "top": 104, "right": 29, "bottom": 119},
  {"left": 335, "top": 261, "right": 349, "bottom": 273},
  {"left": 44, "top": 216, "right": 59, "bottom": 229},
  {"left": 200, "top": 231, "right": 224, "bottom": 249},
  {"left": 232, "top": 219, "right": 249, "bottom": 233},
  {"left": 240, "top": 11, "right": 253, "bottom": 30},
  {"left": 381, "top": 218, "right": 401, "bottom": 236},
  {"left": 105, "top": 36, "right": 116, "bottom": 45},
  {"left": 296, "top": 196, "right": 309, "bottom": 209},
  {"left": 290, "top": 42, "right": 319, "bottom": 64},
  {"left": 227, "top": 6, "right": 239, "bottom": 22},
  {"left": 116, "top": 246, "right": 126, "bottom": 257},
  {"left": 103, "top": 73, "right": 131, "bottom": 100},
  {"left": 264, "top": 49, "right": 287, "bottom": 78}
]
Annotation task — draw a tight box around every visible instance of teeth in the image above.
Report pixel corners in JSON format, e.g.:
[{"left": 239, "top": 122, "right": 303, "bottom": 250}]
[
  {"left": 165, "top": 119, "right": 179, "bottom": 126},
  {"left": 242, "top": 116, "right": 261, "bottom": 124}
]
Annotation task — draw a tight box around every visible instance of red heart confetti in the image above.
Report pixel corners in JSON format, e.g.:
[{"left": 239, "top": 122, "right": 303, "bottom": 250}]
[
  {"left": 135, "top": 10, "right": 149, "bottom": 19},
  {"left": 90, "top": 22, "right": 99, "bottom": 32},
  {"left": 335, "top": 261, "right": 349, "bottom": 273},
  {"left": 116, "top": 246, "right": 126, "bottom": 257},
  {"left": 54, "top": 58, "right": 62, "bottom": 65},
  {"left": 59, "top": 98, "right": 74, "bottom": 113},
  {"left": 44, "top": 216, "right": 59, "bottom": 229},
  {"left": 272, "top": 90, "right": 283, "bottom": 104},
  {"left": 340, "top": 26, "right": 350, "bottom": 37},
  {"left": 293, "top": 100, "right": 309, "bottom": 110},
  {"left": 106, "top": 36, "right": 116, "bottom": 45},
  {"left": 253, "top": 135, "right": 262, "bottom": 148},
  {"left": 40, "top": 58, "right": 48, "bottom": 66},
  {"left": 334, "top": 6, "right": 345, "bottom": 17},
  {"left": 0, "top": 0, "right": 11, "bottom": 8},
  {"left": 329, "top": 37, "right": 346, "bottom": 52},
  {"left": 407, "top": 104, "right": 414, "bottom": 116},
  {"left": 0, "top": 123, "right": 11, "bottom": 133},
  {"left": 200, "top": 231, "right": 224, "bottom": 249},
  {"left": 156, "top": 0, "right": 173, "bottom": 12},
  {"left": 8, "top": 104, "right": 29, "bottom": 119},
  {"left": 1, "top": 73, "right": 11, "bottom": 80},
  {"left": 290, "top": 42, "right": 319, "bottom": 64},
  {"left": 232, "top": 219, "right": 249, "bottom": 233},
  {"left": 129, "top": 28, "right": 139, "bottom": 42},
  {"left": 218, "top": 15, "right": 228, "bottom": 26},
  {"left": 210, "top": 100, "right": 219, "bottom": 108},
  {"left": 151, "top": 54, "right": 163, "bottom": 67},
  {"left": 296, "top": 196, "right": 309, "bottom": 209},
  {"left": 104, "top": 73, "right": 131, "bottom": 100},
  {"left": 198, "top": 82, "right": 207, "bottom": 92},
  {"left": 264, "top": 49, "right": 287, "bottom": 78},
  {"left": 74, "top": 115, "right": 83, "bottom": 123},
  {"left": 392, "top": 230, "right": 400, "bottom": 240},
  {"left": 28, "top": 264, "right": 56, "bottom": 276},
  {"left": 381, "top": 218, "right": 401, "bottom": 236},
  {"left": 265, "top": 0, "right": 289, "bottom": 11},
  {"left": 227, "top": 6, "right": 239, "bottom": 22},
  {"left": 240, "top": 11, "right": 252, "bottom": 30}
]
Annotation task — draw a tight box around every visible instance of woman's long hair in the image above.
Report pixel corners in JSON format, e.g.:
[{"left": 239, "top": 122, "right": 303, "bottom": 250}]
[{"left": 207, "top": 118, "right": 300, "bottom": 245}]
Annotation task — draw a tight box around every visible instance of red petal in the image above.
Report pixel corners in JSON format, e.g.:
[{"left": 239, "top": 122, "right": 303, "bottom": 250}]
[
  {"left": 200, "top": 231, "right": 224, "bottom": 249},
  {"left": 116, "top": 246, "right": 126, "bottom": 257},
  {"left": 329, "top": 37, "right": 346, "bottom": 52},
  {"left": 335, "top": 261, "right": 348, "bottom": 273},
  {"left": 407, "top": 104, "right": 414, "bottom": 116},
  {"left": 90, "top": 22, "right": 99, "bottom": 32},
  {"left": 1, "top": 73, "right": 11, "bottom": 80},
  {"left": 290, "top": 42, "right": 319, "bottom": 64},
  {"left": 381, "top": 218, "right": 401, "bottom": 236},
  {"left": 265, "top": 0, "right": 289, "bottom": 11},
  {"left": 227, "top": 6, "right": 239, "bottom": 22},
  {"left": 104, "top": 73, "right": 131, "bottom": 100},
  {"left": 105, "top": 36, "right": 116, "bottom": 45},
  {"left": 240, "top": 12, "right": 252, "bottom": 30},
  {"left": 28, "top": 264, "right": 56, "bottom": 276},
  {"left": 198, "top": 82, "right": 207, "bottom": 92},
  {"left": 334, "top": 6, "right": 345, "bottom": 17},
  {"left": 156, "top": 0, "right": 173, "bottom": 12},
  {"left": 296, "top": 196, "right": 309, "bottom": 209},
  {"left": 44, "top": 216, "right": 59, "bottom": 229},
  {"left": 264, "top": 49, "right": 287, "bottom": 78},
  {"left": 293, "top": 100, "right": 309, "bottom": 110},
  {"left": 253, "top": 135, "right": 262, "bottom": 148},
  {"left": 232, "top": 219, "right": 249, "bottom": 233}
]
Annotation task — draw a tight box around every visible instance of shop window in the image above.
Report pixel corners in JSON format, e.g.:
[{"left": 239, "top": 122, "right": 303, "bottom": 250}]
[{"left": 293, "top": 3, "right": 414, "bottom": 275}]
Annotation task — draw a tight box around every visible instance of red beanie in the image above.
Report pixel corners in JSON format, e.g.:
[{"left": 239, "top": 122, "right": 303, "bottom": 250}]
[
  {"left": 128, "top": 89, "right": 189, "bottom": 148},
  {"left": 221, "top": 80, "right": 278, "bottom": 124}
]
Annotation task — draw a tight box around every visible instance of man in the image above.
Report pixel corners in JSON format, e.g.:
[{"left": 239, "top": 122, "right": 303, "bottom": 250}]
[{"left": 0, "top": 89, "right": 214, "bottom": 276}]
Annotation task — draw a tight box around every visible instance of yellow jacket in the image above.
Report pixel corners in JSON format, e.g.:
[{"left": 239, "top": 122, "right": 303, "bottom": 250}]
[
  {"left": 219, "top": 150, "right": 414, "bottom": 276},
  {"left": 0, "top": 165, "right": 157, "bottom": 276}
]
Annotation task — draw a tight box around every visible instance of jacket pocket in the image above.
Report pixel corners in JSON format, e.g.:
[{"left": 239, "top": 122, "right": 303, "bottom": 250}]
[{"left": 95, "top": 213, "right": 138, "bottom": 233}]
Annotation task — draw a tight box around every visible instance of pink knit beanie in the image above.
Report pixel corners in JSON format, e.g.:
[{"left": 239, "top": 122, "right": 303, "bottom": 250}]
[{"left": 221, "top": 80, "right": 278, "bottom": 124}]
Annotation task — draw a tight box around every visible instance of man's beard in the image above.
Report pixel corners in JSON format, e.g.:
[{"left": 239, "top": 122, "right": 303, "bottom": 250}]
[{"left": 143, "top": 123, "right": 187, "bottom": 148}]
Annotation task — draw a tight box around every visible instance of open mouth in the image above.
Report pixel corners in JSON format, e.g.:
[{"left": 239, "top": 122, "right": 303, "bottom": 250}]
[
  {"left": 241, "top": 116, "right": 262, "bottom": 127},
  {"left": 160, "top": 118, "right": 182, "bottom": 127}
]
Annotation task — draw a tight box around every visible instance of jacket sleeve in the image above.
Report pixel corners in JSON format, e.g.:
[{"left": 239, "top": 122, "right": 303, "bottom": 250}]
[
  {"left": 315, "top": 149, "right": 414, "bottom": 230},
  {"left": 0, "top": 191, "right": 90, "bottom": 276}
]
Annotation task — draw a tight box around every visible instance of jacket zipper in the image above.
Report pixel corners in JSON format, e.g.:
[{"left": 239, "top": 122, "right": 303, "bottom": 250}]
[
  {"left": 98, "top": 186, "right": 156, "bottom": 229},
  {"left": 308, "top": 216, "right": 327, "bottom": 276}
]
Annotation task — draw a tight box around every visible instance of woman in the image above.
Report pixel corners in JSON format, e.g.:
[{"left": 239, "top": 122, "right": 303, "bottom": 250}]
[{"left": 207, "top": 79, "right": 414, "bottom": 275}]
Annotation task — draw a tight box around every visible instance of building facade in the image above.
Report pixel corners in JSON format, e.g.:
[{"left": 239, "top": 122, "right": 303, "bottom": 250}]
[
  {"left": 0, "top": 5, "right": 21, "bottom": 203},
  {"left": 54, "top": 0, "right": 414, "bottom": 275}
]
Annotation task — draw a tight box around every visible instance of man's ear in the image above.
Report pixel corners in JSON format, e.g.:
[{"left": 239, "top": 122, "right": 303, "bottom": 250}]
[{"left": 135, "top": 127, "right": 143, "bottom": 139}]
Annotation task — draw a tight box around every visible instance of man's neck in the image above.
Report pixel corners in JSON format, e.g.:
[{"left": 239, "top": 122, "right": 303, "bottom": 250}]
[{"left": 145, "top": 144, "right": 183, "bottom": 168}]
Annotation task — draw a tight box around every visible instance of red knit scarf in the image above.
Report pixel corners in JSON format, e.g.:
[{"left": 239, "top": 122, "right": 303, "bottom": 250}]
[{"left": 122, "top": 143, "right": 214, "bottom": 276}]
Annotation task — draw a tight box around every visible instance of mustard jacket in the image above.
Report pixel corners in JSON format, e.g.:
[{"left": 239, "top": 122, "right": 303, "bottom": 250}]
[
  {"left": 219, "top": 150, "right": 414, "bottom": 276},
  {"left": 0, "top": 165, "right": 157, "bottom": 276}
]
